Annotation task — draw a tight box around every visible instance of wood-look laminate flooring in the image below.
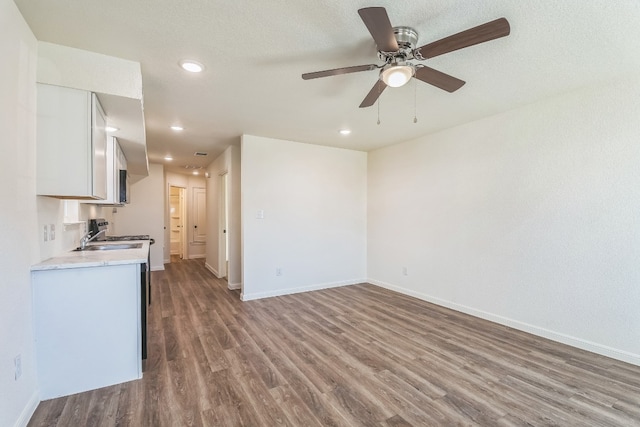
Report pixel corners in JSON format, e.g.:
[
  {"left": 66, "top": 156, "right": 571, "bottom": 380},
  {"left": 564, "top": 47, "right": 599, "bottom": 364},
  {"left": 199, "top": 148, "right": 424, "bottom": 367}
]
[{"left": 28, "top": 259, "right": 640, "bottom": 426}]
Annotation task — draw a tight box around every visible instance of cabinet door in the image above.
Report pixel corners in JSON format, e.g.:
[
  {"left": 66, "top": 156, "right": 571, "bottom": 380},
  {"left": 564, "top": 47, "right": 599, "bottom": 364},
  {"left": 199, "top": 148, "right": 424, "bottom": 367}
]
[
  {"left": 32, "top": 264, "right": 141, "bottom": 399},
  {"left": 92, "top": 94, "right": 108, "bottom": 200},
  {"left": 36, "top": 84, "right": 108, "bottom": 199},
  {"left": 82, "top": 136, "right": 118, "bottom": 205},
  {"left": 36, "top": 84, "right": 92, "bottom": 197}
]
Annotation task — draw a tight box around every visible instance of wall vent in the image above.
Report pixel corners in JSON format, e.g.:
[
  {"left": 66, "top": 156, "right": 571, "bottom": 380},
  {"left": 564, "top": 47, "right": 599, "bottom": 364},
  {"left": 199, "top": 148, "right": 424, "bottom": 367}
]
[{"left": 194, "top": 151, "right": 208, "bottom": 157}]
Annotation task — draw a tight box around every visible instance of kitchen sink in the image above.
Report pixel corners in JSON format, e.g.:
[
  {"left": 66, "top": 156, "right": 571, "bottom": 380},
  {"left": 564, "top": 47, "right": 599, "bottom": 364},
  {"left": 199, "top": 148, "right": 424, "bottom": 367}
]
[{"left": 73, "top": 243, "right": 143, "bottom": 252}]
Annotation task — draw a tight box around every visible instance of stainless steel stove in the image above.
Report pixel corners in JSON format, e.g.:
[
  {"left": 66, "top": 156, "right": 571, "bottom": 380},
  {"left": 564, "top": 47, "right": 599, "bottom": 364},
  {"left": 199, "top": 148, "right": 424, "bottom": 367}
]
[
  {"left": 88, "top": 219, "right": 154, "bottom": 244},
  {"left": 104, "top": 234, "right": 152, "bottom": 242}
]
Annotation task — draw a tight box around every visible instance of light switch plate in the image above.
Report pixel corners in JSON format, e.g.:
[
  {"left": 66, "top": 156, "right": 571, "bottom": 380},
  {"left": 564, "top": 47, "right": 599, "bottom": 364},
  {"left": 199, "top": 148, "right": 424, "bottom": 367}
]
[
  {"left": 43, "top": 225, "right": 48, "bottom": 242},
  {"left": 50, "top": 224, "right": 55, "bottom": 241}
]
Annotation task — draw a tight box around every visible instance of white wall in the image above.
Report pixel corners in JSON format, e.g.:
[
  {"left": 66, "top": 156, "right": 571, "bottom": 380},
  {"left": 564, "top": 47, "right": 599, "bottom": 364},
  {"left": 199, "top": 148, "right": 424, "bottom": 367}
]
[
  {"left": 1, "top": 6, "right": 125, "bottom": 424},
  {"left": 205, "top": 145, "right": 242, "bottom": 288},
  {"left": 0, "top": 1, "right": 40, "bottom": 425},
  {"left": 229, "top": 145, "right": 242, "bottom": 287},
  {"left": 241, "top": 135, "right": 367, "bottom": 300},
  {"left": 37, "top": 199, "right": 102, "bottom": 261},
  {"left": 368, "top": 76, "right": 640, "bottom": 365},
  {"left": 105, "top": 163, "right": 165, "bottom": 270}
]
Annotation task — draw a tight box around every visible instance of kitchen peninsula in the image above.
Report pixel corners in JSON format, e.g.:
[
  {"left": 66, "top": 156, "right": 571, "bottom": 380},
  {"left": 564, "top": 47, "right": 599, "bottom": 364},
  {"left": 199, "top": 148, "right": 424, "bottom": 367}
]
[{"left": 31, "top": 240, "right": 150, "bottom": 399}]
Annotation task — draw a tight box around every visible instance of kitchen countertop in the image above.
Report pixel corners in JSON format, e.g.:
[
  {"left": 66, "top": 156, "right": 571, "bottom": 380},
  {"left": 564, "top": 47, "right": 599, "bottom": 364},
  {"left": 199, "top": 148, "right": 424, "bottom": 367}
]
[{"left": 31, "top": 240, "right": 150, "bottom": 271}]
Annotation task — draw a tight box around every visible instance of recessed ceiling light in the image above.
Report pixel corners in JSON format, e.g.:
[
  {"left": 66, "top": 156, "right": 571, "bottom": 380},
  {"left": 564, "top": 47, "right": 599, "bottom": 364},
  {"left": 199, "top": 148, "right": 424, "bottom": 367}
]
[
  {"left": 179, "top": 60, "right": 204, "bottom": 73},
  {"left": 164, "top": 156, "right": 173, "bottom": 161},
  {"left": 339, "top": 129, "right": 351, "bottom": 135},
  {"left": 105, "top": 126, "right": 119, "bottom": 132},
  {"left": 170, "top": 125, "right": 184, "bottom": 131}
]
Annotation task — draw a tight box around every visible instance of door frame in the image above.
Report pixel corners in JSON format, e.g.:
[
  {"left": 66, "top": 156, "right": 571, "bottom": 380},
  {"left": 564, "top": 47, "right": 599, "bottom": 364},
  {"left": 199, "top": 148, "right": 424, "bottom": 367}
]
[
  {"left": 218, "top": 172, "right": 229, "bottom": 279},
  {"left": 168, "top": 184, "right": 187, "bottom": 260}
]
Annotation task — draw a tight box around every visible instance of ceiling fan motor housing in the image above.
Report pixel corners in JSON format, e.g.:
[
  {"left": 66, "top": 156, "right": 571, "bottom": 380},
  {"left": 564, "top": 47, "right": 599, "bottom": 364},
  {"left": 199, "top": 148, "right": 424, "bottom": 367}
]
[
  {"left": 379, "top": 26, "right": 420, "bottom": 64},
  {"left": 393, "top": 26, "right": 419, "bottom": 50}
]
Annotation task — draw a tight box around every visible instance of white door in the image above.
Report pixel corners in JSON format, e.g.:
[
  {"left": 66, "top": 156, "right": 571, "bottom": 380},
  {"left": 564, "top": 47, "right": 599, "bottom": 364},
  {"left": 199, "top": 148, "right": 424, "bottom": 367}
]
[{"left": 192, "top": 187, "right": 207, "bottom": 243}]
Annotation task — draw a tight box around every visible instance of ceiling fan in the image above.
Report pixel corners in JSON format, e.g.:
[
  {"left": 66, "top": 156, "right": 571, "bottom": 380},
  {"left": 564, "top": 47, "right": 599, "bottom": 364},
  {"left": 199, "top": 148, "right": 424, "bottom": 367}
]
[{"left": 302, "top": 7, "right": 510, "bottom": 108}]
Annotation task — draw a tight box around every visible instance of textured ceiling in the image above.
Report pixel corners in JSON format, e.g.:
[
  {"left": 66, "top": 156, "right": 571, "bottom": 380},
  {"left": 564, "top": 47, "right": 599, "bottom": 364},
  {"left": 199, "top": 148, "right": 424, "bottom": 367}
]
[{"left": 14, "top": 0, "right": 640, "bottom": 174}]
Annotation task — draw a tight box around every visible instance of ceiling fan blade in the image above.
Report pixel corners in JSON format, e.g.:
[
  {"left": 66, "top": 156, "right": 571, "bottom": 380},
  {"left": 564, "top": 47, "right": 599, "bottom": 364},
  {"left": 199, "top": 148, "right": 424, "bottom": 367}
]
[
  {"left": 416, "top": 17, "right": 510, "bottom": 59},
  {"left": 358, "top": 7, "right": 399, "bottom": 52},
  {"left": 359, "top": 80, "right": 387, "bottom": 108},
  {"left": 302, "top": 64, "right": 378, "bottom": 80},
  {"left": 414, "top": 66, "right": 465, "bottom": 92}
]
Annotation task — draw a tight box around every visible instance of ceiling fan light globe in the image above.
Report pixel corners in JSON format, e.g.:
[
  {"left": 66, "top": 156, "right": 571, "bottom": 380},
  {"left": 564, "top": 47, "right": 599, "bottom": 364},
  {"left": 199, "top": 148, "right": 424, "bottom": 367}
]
[{"left": 381, "top": 65, "right": 413, "bottom": 87}]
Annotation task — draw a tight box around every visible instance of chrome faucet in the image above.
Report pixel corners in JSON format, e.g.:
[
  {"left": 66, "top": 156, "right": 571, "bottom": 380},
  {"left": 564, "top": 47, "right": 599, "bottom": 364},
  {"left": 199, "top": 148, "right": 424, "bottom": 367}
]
[{"left": 80, "top": 229, "right": 106, "bottom": 250}]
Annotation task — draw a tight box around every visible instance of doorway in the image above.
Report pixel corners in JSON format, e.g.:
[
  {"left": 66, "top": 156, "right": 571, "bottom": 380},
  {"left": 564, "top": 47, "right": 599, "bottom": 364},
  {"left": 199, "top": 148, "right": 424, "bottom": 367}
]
[{"left": 169, "top": 186, "right": 186, "bottom": 259}]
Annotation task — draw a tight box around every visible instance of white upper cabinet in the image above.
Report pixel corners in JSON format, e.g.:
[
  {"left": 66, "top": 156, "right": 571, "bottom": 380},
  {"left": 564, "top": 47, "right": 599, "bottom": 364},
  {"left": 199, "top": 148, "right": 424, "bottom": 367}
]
[
  {"left": 36, "top": 83, "right": 107, "bottom": 199},
  {"left": 37, "top": 42, "right": 147, "bottom": 179}
]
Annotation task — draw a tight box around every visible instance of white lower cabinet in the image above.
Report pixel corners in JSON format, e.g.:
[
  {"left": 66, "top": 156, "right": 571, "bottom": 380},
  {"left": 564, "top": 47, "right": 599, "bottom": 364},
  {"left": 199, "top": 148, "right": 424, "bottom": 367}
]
[{"left": 32, "top": 264, "right": 141, "bottom": 399}]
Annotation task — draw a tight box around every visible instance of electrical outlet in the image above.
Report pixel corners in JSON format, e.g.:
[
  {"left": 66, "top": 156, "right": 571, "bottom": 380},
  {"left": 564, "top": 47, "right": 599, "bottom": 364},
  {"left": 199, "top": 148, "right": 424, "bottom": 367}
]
[
  {"left": 276, "top": 267, "right": 282, "bottom": 276},
  {"left": 14, "top": 354, "right": 21, "bottom": 380},
  {"left": 43, "top": 225, "right": 48, "bottom": 242},
  {"left": 50, "top": 224, "right": 56, "bottom": 241},
  {"left": 402, "top": 267, "right": 408, "bottom": 276}
]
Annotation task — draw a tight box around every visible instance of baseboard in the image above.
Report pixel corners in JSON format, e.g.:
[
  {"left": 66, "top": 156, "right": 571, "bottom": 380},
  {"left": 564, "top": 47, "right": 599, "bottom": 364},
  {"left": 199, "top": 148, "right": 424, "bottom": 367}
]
[
  {"left": 14, "top": 390, "right": 39, "bottom": 427},
  {"left": 228, "top": 282, "right": 242, "bottom": 291},
  {"left": 241, "top": 278, "right": 364, "bottom": 301},
  {"left": 150, "top": 265, "right": 165, "bottom": 272},
  {"left": 368, "top": 279, "right": 640, "bottom": 367},
  {"left": 188, "top": 255, "right": 205, "bottom": 260},
  {"left": 204, "top": 262, "right": 219, "bottom": 278}
]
